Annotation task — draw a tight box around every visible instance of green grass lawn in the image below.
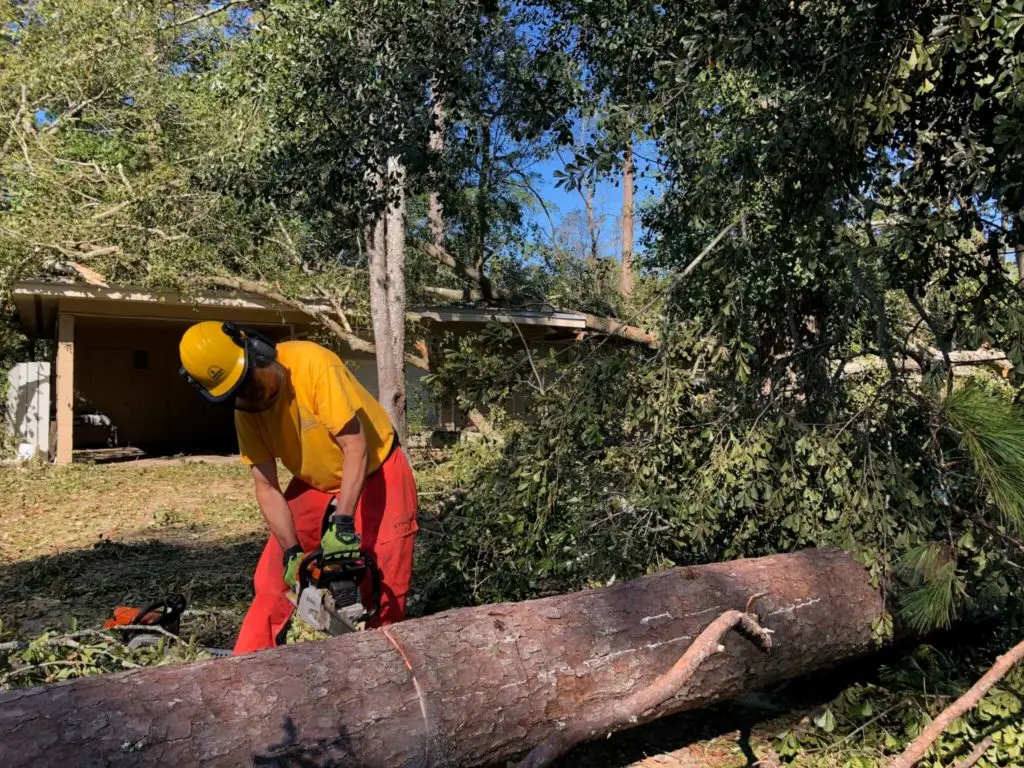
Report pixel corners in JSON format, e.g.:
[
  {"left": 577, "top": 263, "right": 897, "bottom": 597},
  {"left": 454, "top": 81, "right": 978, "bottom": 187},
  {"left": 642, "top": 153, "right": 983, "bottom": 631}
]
[{"left": 0, "top": 459, "right": 265, "bottom": 647}]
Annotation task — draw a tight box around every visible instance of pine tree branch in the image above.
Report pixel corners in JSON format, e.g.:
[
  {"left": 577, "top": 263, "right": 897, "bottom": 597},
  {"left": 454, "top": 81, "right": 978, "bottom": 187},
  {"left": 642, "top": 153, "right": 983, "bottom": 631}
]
[{"left": 888, "top": 638, "right": 1024, "bottom": 768}]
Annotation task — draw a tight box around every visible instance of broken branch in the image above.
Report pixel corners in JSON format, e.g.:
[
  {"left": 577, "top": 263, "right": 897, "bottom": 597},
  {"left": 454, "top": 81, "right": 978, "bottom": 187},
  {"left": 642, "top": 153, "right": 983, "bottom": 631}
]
[
  {"left": 888, "top": 638, "right": 1024, "bottom": 768},
  {"left": 842, "top": 349, "right": 1012, "bottom": 378},
  {"left": 201, "top": 275, "right": 429, "bottom": 371},
  {"left": 43, "top": 90, "right": 110, "bottom": 135},
  {"left": 672, "top": 216, "right": 740, "bottom": 285},
  {"left": 952, "top": 735, "right": 994, "bottom": 768}
]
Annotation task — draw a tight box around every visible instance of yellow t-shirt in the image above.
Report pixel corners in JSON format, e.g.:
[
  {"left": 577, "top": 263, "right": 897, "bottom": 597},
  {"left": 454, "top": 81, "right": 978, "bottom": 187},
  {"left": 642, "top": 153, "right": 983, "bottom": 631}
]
[{"left": 234, "top": 341, "right": 395, "bottom": 493}]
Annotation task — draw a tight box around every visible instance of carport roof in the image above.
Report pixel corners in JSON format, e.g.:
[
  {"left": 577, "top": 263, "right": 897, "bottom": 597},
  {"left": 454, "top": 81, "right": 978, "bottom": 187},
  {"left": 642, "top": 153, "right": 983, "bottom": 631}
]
[{"left": 12, "top": 279, "right": 588, "bottom": 338}]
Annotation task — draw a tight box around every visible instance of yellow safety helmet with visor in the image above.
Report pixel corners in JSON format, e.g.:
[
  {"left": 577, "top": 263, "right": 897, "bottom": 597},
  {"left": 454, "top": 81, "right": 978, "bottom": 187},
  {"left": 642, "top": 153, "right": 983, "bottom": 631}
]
[{"left": 178, "top": 321, "right": 277, "bottom": 403}]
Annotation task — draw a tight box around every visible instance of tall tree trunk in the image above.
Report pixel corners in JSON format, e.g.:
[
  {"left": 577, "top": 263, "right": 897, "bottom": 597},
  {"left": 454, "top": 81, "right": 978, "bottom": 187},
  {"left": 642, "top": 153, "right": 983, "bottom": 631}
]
[
  {"left": 476, "top": 118, "right": 491, "bottom": 274},
  {"left": 428, "top": 84, "right": 445, "bottom": 249},
  {"left": 0, "top": 549, "right": 886, "bottom": 768},
  {"left": 1014, "top": 212, "right": 1023, "bottom": 283},
  {"left": 582, "top": 180, "right": 601, "bottom": 293},
  {"left": 385, "top": 155, "right": 407, "bottom": 441},
  {"left": 365, "top": 158, "right": 408, "bottom": 442},
  {"left": 620, "top": 143, "right": 635, "bottom": 299}
]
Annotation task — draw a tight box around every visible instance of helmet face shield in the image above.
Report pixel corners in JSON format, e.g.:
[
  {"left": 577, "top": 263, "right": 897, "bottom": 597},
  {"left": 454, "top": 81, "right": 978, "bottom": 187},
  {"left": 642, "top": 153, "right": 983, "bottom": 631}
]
[{"left": 179, "top": 360, "right": 251, "bottom": 403}]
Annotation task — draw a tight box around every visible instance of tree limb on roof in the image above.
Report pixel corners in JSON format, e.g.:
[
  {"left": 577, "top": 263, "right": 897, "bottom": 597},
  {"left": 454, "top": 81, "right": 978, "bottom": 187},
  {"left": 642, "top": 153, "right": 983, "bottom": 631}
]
[
  {"left": 200, "top": 275, "right": 429, "bottom": 371},
  {"left": 412, "top": 240, "right": 660, "bottom": 348}
]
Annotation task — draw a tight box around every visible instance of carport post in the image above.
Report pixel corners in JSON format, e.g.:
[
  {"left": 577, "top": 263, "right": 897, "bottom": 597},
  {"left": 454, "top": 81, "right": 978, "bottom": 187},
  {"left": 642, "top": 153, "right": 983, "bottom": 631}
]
[{"left": 55, "top": 313, "right": 74, "bottom": 465}]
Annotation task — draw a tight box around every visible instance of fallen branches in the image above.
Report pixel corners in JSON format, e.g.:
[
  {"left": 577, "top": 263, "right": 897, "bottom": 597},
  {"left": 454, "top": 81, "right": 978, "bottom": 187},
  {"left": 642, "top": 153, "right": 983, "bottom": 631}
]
[
  {"left": 516, "top": 606, "right": 773, "bottom": 768},
  {"left": 842, "top": 349, "right": 1012, "bottom": 378},
  {"left": 414, "top": 240, "right": 660, "bottom": 347},
  {"left": 578, "top": 312, "right": 659, "bottom": 348},
  {"left": 888, "top": 638, "right": 1024, "bottom": 768},
  {"left": 201, "top": 275, "right": 429, "bottom": 371},
  {"left": 952, "top": 735, "right": 994, "bottom": 768}
]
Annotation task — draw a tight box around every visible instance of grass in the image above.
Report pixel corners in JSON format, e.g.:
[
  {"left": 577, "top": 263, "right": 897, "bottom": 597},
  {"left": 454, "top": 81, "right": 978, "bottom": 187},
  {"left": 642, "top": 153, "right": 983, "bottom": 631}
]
[
  {"left": 0, "top": 456, "right": 461, "bottom": 648},
  {"left": 0, "top": 459, "right": 264, "bottom": 647}
]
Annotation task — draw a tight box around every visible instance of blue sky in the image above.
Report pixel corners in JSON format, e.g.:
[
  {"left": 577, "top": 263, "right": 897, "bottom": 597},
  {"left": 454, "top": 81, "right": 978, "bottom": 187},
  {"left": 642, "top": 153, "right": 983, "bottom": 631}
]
[{"left": 519, "top": 142, "right": 663, "bottom": 258}]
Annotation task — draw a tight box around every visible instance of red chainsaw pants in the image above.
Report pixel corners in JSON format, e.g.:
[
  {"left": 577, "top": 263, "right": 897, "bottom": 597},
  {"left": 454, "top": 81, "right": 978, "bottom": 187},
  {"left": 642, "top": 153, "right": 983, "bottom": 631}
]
[{"left": 233, "top": 447, "right": 418, "bottom": 655}]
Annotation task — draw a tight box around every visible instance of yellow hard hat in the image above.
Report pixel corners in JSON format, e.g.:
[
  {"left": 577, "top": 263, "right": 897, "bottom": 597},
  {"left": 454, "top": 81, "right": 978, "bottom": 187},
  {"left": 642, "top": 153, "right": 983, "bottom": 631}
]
[{"left": 178, "top": 321, "right": 248, "bottom": 402}]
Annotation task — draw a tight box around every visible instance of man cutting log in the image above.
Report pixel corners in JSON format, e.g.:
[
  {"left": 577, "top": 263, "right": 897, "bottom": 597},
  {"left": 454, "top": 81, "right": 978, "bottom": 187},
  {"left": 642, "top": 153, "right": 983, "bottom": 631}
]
[{"left": 178, "top": 321, "right": 418, "bottom": 654}]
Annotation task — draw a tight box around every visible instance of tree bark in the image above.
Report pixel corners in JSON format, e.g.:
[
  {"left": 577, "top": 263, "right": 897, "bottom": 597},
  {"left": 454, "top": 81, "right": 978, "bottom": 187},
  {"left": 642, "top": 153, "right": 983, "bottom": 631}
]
[
  {"left": 476, "top": 117, "right": 491, "bottom": 274},
  {"left": 620, "top": 144, "right": 635, "bottom": 300},
  {"left": 384, "top": 155, "right": 408, "bottom": 442},
  {"left": 0, "top": 548, "right": 884, "bottom": 768},
  {"left": 365, "top": 158, "right": 409, "bottom": 442},
  {"left": 581, "top": 177, "right": 601, "bottom": 293},
  {"left": 1014, "top": 212, "right": 1023, "bottom": 283},
  {"left": 428, "top": 83, "right": 445, "bottom": 249},
  {"left": 518, "top": 608, "right": 774, "bottom": 768}
]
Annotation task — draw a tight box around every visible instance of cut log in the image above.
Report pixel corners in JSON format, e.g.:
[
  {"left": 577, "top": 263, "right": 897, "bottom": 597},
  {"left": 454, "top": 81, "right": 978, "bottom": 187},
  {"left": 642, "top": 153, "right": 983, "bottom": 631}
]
[{"left": 0, "top": 548, "right": 882, "bottom": 767}]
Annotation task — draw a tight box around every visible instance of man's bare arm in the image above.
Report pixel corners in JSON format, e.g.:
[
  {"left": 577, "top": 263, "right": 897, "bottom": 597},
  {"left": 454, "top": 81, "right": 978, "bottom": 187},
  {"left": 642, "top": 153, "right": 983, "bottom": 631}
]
[
  {"left": 252, "top": 460, "right": 300, "bottom": 550},
  {"left": 332, "top": 416, "right": 368, "bottom": 520}
]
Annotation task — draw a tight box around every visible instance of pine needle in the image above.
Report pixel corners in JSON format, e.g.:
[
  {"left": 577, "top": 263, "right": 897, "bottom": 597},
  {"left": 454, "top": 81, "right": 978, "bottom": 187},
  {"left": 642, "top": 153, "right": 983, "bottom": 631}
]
[
  {"left": 945, "top": 383, "right": 1024, "bottom": 533},
  {"left": 897, "top": 543, "right": 964, "bottom": 632}
]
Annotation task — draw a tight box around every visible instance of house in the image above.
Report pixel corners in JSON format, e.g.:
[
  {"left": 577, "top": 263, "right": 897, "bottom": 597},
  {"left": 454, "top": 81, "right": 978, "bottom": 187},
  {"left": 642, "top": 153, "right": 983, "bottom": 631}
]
[{"left": 9, "top": 279, "right": 588, "bottom": 464}]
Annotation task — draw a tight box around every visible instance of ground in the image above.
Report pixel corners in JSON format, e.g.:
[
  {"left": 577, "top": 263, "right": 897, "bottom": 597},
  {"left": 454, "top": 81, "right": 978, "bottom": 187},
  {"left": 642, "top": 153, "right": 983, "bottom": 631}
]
[
  {"left": 0, "top": 458, "right": 265, "bottom": 647},
  {"left": 0, "top": 458, "right": 829, "bottom": 768}
]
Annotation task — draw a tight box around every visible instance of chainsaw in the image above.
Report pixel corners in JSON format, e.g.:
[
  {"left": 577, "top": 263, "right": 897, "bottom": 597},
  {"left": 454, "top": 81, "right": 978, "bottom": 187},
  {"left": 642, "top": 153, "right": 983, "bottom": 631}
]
[
  {"left": 288, "top": 548, "right": 382, "bottom": 635},
  {"left": 103, "top": 594, "right": 234, "bottom": 656}
]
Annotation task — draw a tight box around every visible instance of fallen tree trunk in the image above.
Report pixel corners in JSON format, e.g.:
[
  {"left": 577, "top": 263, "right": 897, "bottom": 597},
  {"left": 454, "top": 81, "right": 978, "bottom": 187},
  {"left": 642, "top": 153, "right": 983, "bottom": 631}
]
[{"left": 0, "top": 548, "right": 883, "bottom": 767}]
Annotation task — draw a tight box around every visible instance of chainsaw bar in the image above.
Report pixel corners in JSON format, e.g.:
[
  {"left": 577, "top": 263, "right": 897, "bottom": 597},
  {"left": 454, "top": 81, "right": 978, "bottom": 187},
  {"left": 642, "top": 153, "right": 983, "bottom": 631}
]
[{"left": 287, "top": 587, "right": 363, "bottom": 635}]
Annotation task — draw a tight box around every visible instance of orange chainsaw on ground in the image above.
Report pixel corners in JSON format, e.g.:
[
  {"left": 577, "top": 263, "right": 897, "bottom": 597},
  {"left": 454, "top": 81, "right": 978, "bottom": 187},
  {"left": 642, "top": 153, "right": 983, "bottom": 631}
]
[
  {"left": 288, "top": 548, "right": 382, "bottom": 635},
  {"left": 103, "top": 594, "right": 186, "bottom": 649}
]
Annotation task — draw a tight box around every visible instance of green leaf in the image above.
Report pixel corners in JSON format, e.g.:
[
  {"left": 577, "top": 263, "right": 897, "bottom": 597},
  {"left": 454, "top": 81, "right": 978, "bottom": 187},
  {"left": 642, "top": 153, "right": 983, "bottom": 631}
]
[{"left": 814, "top": 708, "right": 837, "bottom": 733}]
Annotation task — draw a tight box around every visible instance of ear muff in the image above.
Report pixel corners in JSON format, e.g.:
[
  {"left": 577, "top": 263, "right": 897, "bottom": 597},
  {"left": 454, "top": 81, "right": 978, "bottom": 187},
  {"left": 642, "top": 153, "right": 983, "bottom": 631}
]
[{"left": 222, "top": 322, "right": 278, "bottom": 367}]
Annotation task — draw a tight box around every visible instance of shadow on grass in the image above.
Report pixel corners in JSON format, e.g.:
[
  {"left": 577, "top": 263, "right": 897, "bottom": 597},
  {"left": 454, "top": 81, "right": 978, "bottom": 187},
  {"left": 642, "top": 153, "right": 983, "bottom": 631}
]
[{"left": 0, "top": 535, "right": 264, "bottom": 646}]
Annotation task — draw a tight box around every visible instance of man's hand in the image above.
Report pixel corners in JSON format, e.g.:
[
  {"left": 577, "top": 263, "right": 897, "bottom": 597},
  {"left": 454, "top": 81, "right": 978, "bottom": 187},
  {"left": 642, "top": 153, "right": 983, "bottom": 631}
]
[
  {"left": 321, "top": 516, "right": 361, "bottom": 563},
  {"left": 283, "top": 545, "right": 304, "bottom": 589}
]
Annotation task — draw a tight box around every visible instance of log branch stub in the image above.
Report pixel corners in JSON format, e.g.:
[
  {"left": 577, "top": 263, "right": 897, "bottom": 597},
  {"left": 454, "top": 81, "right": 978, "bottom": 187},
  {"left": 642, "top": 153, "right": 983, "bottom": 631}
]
[{"left": 517, "top": 607, "right": 774, "bottom": 768}]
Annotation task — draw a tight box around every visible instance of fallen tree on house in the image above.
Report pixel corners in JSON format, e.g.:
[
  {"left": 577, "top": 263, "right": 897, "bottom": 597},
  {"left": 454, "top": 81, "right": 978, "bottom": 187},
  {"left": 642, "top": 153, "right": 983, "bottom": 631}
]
[{"left": 0, "top": 548, "right": 884, "bottom": 767}]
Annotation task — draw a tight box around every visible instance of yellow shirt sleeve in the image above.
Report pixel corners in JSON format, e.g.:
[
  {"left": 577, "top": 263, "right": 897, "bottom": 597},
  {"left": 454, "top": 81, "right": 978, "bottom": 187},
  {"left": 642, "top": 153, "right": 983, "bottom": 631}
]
[
  {"left": 234, "top": 410, "right": 273, "bottom": 466},
  {"left": 312, "top": 364, "right": 360, "bottom": 435}
]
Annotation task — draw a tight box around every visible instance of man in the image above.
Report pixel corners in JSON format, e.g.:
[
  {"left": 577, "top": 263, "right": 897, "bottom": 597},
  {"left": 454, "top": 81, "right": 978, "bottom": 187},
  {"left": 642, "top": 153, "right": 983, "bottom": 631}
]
[{"left": 178, "top": 321, "right": 418, "bottom": 654}]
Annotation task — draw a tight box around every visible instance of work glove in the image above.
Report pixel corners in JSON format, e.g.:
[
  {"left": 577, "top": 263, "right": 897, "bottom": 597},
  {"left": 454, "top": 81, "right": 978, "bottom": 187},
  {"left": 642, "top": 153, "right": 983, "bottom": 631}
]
[
  {"left": 283, "top": 545, "right": 304, "bottom": 589},
  {"left": 321, "top": 515, "right": 362, "bottom": 564}
]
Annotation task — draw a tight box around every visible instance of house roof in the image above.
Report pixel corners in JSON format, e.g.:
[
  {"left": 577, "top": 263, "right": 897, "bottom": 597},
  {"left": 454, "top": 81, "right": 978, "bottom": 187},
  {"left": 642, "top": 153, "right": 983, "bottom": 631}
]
[{"left": 11, "top": 280, "right": 588, "bottom": 338}]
